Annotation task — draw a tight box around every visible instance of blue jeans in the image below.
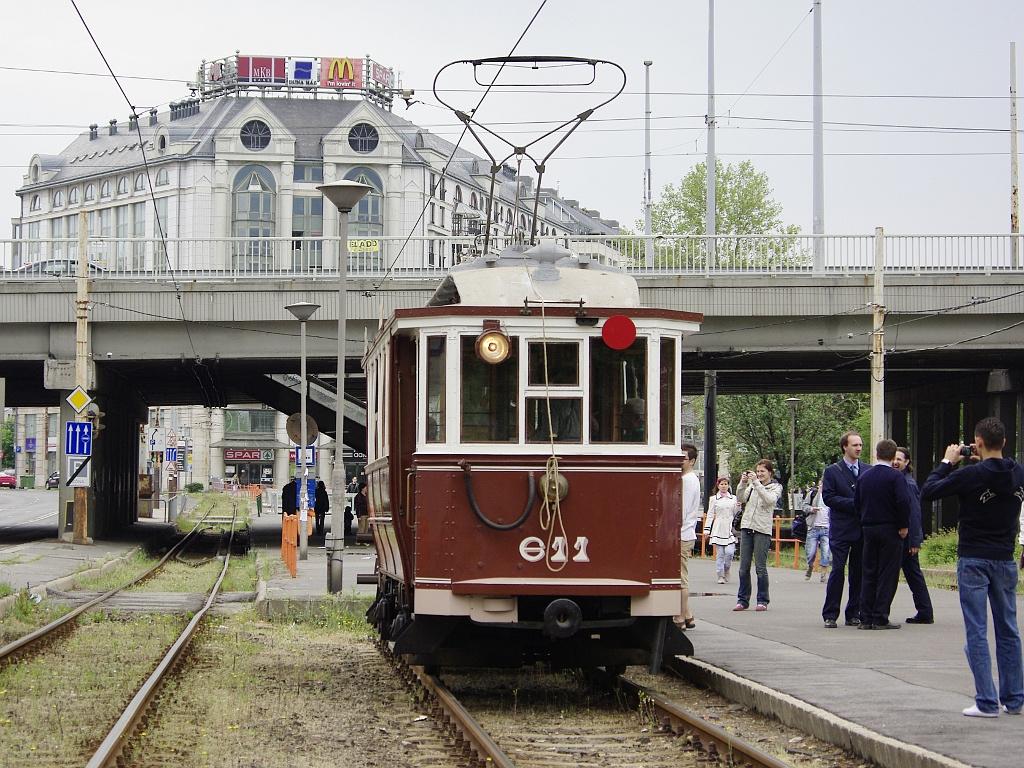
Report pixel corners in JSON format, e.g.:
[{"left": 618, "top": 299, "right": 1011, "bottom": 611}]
[
  {"left": 737, "top": 529, "right": 770, "bottom": 607},
  {"left": 957, "top": 557, "right": 1024, "bottom": 713},
  {"left": 715, "top": 542, "right": 736, "bottom": 575},
  {"left": 805, "top": 526, "right": 830, "bottom": 569}
]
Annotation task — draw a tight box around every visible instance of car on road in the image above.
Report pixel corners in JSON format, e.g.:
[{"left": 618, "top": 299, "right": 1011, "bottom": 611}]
[
  {"left": 45, "top": 471, "right": 60, "bottom": 490},
  {"left": 0, "top": 470, "right": 16, "bottom": 489}
]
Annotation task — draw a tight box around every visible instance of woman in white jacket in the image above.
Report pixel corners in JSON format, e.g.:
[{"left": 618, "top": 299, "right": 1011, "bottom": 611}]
[
  {"left": 733, "top": 459, "right": 783, "bottom": 611},
  {"left": 705, "top": 477, "right": 739, "bottom": 584}
]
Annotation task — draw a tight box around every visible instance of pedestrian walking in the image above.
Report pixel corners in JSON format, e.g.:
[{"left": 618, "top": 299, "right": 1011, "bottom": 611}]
[
  {"left": 705, "top": 478, "right": 739, "bottom": 584},
  {"left": 803, "top": 476, "right": 831, "bottom": 582}
]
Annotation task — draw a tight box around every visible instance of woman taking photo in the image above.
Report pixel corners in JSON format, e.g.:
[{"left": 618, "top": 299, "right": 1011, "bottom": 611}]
[
  {"left": 704, "top": 477, "right": 739, "bottom": 584},
  {"left": 734, "top": 459, "right": 783, "bottom": 612}
]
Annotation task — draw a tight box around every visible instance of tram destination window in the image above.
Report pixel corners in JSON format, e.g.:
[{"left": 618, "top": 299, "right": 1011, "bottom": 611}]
[
  {"left": 461, "top": 335, "right": 518, "bottom": 442},
  {"left": 590, "top": 337, "right": 647, "bottom": 443},
  {"left": 528, "top": 342, "right": 578, "bottom": 386},
  {"left": 426, "top": 336, "right": 446, "bottom": 442}
]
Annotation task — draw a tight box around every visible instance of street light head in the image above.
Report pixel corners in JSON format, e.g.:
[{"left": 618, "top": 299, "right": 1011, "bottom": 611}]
[
  {"left": 785, "top": 397, "right": 801, "bottom": 409},
  {"left": 317, "top": 180, "right": 373, "bottom": 212},
  {"left": 285, "top": 302, "right": 320, "bottom": 322}
]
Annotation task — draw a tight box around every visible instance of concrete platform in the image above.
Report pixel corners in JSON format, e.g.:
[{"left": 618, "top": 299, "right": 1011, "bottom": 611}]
[{"left": 682, "top": 554, "right": 1020, "bottom": 768}]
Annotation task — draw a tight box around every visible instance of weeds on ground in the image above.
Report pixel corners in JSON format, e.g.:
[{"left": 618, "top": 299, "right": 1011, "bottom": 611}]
[
  {"left": 919, "top": 529, "right": 959, "bottom": 567},
  {"left": 0, "top": 582, "right": 12, "bottom": 598}
]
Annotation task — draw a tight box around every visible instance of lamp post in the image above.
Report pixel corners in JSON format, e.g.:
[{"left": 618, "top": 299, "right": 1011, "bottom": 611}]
[
  {"left": 785, "top": 397, "right": 800, "bottom": 509},
  {"left": 286, "top": 301, "right": 319, "bottom": 560},
  {"left": 318, "top": 181, "right": 372, "bottom": 569}
]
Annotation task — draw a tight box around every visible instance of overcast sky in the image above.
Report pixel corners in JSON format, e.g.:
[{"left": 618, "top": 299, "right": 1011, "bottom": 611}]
[{"left": 2, "top": 0, "right": 1021, "bottom": 236}]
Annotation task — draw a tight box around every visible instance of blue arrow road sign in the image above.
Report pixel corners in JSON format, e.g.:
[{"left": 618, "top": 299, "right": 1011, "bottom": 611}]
[
  {"left": 65, "top": 421, "right": 93, "bottom": 456},
  {"left": 165, "top": 447, "right": 177, "bottom": 463}
]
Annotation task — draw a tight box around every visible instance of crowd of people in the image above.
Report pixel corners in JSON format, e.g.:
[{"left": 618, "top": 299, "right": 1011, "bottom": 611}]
[{"left": 681, "top": 417, "right": 1024, "bottom": 719}]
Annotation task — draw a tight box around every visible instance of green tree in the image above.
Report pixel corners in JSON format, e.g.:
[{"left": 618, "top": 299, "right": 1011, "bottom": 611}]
[
  {"left": 2, "top": 418, "right": 12, "bottom": 469},
  {"left": 717, "top": 393, "right": 869, "bottom": 510},
  {"left": 638, "top": 159, "right": 805, "bottom": 268}
]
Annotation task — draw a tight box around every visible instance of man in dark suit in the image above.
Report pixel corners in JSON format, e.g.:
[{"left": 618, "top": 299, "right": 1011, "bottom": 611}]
[
  {"left": 822, "top": 432, "right": 867, "bottom": 628},
  {"left": 856, "top": 439, "right": 912, "bottom": 630}
]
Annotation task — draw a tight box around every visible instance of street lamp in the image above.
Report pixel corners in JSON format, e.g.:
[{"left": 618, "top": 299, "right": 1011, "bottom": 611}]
[
  {"left": 785, "top": 397, "right": 801, "bottom": 508},
  {"left": 317, "top": 180, "right": 372, "bottom": 569},
  {"left": 286, "top": 301, "right": 319, "bottom": 560}
]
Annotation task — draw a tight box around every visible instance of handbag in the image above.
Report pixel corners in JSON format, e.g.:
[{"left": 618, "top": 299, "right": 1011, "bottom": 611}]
[{"left": 791, "top": 512, "right": 808, "bottom": 540}]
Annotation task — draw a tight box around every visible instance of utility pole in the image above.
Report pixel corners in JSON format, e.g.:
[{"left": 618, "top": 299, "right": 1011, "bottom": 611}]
[
  {"left": 1011, "top": 42, "right": 1019, "bottom": 267},
  {"left": 870, "top": 227, "right": 885, "bottom": 449},
  {"left": 812, "top": 0, "right": 825, "bottom": 271},
  {"left": 644, "top": 60, "right": 654, "bottom": 267},
  {"left": 73, "top": 210, "right": 90, "bottom": 545},
  {"left": 706, "top": 0, "right": 717, "bottom": 270}
]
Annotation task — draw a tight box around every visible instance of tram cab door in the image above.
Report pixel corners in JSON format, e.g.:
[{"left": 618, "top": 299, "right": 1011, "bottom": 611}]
[{"left": 393, "top": 335, "right": 418, "bottom": 548}]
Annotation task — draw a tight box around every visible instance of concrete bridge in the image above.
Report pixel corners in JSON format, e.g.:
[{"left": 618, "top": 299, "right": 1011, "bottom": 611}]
[{"left": 2, "top": 233, "right": 1022, "bottom": 534}]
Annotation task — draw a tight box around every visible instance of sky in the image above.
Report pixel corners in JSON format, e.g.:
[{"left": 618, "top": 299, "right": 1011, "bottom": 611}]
[{"left": 1, "top": 0, "right": 1022, "bottom": 236}]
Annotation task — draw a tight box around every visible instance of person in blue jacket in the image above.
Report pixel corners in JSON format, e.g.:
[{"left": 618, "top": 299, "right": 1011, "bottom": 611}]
[
  {"left": 821, "top": 432, "right": 867, "bottom": 628},
  {"left": 922, "top": 417, "right": 1024, "bottom": 718},
  {"left": 893, "top": 447, "right": 934, "bottom": 624}
]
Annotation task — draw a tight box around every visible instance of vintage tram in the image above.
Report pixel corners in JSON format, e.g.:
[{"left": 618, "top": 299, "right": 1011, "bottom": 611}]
[{"left": 363, "top": 239, "right": 702, "bottom": 671}]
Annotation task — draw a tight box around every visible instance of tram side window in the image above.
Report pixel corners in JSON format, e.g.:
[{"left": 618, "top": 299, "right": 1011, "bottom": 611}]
[
  {"left": 461, "top": 335, "right": 519, "bottom": 442},
  {"left": 426, "top": 336, "right": 446, "bottom": 442},
  {"left": 660, "top": 337, "right": 677, "bottom": 445},
  {"left": 590, "top": 337, "right": 647, "bottom": 443}
]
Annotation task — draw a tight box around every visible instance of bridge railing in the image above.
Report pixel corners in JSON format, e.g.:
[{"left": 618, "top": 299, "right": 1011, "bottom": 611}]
[{"left": 2, "top": 234, "right": 1022, "bottom": 279}]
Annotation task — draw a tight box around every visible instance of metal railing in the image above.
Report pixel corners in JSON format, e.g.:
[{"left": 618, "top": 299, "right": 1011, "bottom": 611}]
[{"left": 2, "top": 233, "right": 1022, "bottom": 280}]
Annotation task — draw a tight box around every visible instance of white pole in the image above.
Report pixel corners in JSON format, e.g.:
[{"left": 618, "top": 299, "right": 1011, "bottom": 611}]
[
  {"left": 706, "top": 0, "right": 717, "bottom": 270},
  {"left": 870, "top": 227, "right": 885, "bottom": 449},
  {"left": 1011, "top": 42, "right": 1019, "bottom": 267},
  {"left": 298, "top": 317, "right": 309, "bottom": 560},
  {"left": 644, "top": 60, "right": 653, "bottom": 267},
  {"left": 812, "top": 0, "right": 825, "bottom": 271}
]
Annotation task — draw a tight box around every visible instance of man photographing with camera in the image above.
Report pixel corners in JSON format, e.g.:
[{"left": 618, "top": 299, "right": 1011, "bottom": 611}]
[{"left": 921, "top": 416, "right": 1024, "bottom": 718}]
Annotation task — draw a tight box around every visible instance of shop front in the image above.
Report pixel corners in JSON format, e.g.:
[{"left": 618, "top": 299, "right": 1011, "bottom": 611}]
[{"left": 223, "top": 448, "right": 275, "bottom": 486}]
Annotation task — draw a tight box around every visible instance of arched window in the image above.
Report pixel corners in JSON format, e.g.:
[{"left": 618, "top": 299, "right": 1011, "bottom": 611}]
[
  {"left": 454, "top": 186, "right": 462, "bottom": 204},
  {"left": 30, "top": 195, "right": 41, "bottom": 211},
  {"left": 68, "top": 188, "right": 79, "bottom": 205},
  {"left": 520, "top": 214, "right": 527, "bottom": 230},
  {"left": 134, "top": 174, "right": 145, "bottom": 191},
  {"left": 470, "top": 192, "right": 478, "bottom": 210},
  {"left": 343, "top": 167, "right": 384, "bottom": 271},
  {"left": 155, "top": 169, "right": 169, "bottom": 186},
  {"left": 505, "top": 209, "right": 512, "bottom": 225},
  {"left": 84, "top": 184, "right": 95, "bottom": 202},
  {"left": 53, "top": 190, "right": 64, "bottom": 207},
  {"left": 100, "top": 181, "right": 111, "bottom": 198},
  {"left": 157, "top": 134, "right": 167, "bottom": 152},
  {"left": 117, "top": 177, "right": 128, "bottom": 194},
  {"left": 31, "top": 165, "right": 39, "bottom": 182},
  {"left": 232, "top": 165, "right": 276, "bottom": 270}
]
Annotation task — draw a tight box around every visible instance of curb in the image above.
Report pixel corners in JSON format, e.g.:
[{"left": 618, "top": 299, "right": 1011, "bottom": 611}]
[{"left": 673, "top": 657, "right": 972, "bottom": 768}]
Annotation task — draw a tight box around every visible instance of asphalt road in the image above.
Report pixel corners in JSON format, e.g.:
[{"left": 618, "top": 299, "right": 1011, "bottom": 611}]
[{"left": 0, "top": 488, "right": 60, "bottom": 545}]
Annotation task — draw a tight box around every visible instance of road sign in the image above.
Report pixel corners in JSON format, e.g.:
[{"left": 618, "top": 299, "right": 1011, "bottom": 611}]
[
  {"left": 165, "top": 447, "right": 178, "bottom": 463},
  {"left": 149, "top": 427, "right": 166, "bottom": 454},
  {"left": 292, "top": 446, "right": 318, "bottom": 466},
  {"left": 65, "top": 421, "right": 93, "bottom": 456},
  {"left": 66, "top": 456, "right": 91, "bottom": 488},
  {"left": 66, "top": 386, "right": 92, "bottom": 413}
]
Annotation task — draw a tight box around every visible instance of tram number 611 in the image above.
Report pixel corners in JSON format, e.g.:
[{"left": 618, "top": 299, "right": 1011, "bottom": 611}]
[{"left": 519, "top": 536, "right": 590, "bottom": 563}]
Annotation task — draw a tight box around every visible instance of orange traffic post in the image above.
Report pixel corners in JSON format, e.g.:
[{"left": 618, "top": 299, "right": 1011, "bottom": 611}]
[{"left": 281, "top": 513, "right": 298, "bottom": 578}]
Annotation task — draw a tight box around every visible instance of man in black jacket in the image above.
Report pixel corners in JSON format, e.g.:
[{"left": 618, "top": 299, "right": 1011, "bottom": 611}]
[
  {"left": 821, "top": 432, "right": 867, "bottom": 628},
  {"left": 922, "top": 417, "right": 1024, "bottom": 718},
  {"left": 855, "top": 439, "right": 912, "bottom": 630}
]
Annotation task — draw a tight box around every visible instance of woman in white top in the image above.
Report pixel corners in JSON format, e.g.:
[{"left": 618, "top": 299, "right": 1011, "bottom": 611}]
[
  {"left": 734, "top": 459, "right": 783, "bottom": 611},
  {"left": 705, "top": 477, "right": 739, "bottom": 584}
]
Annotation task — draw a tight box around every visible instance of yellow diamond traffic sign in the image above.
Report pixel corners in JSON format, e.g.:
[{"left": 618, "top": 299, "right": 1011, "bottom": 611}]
[{"left": 66, "top": 386, "right": 92, "bottom": 413}]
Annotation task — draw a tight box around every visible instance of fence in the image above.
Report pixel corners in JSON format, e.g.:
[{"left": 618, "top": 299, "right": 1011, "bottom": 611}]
[
  {"left": 2, "top": 233, "right": 1023, "bottom": 280},
  {"left": 698, "top": 515, "right": 813, "bottom": 571}
]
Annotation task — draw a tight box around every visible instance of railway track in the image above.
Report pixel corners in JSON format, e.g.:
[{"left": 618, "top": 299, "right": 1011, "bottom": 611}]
[
  {"left": 383, "top": 645, "right": 799, "bottom": 768},
  {"left": 0, "top": 502, "right": 244, "bottom": 767}
]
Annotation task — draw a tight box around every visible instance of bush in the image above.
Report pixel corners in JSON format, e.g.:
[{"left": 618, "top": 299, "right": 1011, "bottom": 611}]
[
  {"left": 184, "top": 482, "right": 204, "bottom": 493},
  {"left": 919, "top": 528, "right": 959, "bottom": 567}
]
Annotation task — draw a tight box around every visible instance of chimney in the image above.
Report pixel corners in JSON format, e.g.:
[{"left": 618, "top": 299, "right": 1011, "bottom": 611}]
[
  {"left": 128, "top": 114, "right": 137, "bottom": 132},
  {"left": 109, "top": 119, "right": 117, "bottom": 136},
  {"left": 89, "top": 124, "right": 98, "bottom": 140},
  {"left": 149, "top": 108, "right": 158, "bottom": 126}
]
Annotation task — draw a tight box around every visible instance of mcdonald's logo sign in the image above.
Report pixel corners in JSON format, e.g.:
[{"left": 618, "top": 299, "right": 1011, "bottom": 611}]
[{"left": 320, "top": 57, "right": 363, "bottom": 89}]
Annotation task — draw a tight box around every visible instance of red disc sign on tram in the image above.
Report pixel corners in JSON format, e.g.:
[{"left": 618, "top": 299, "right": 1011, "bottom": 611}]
[{"left": 602, "top": 314, "right": 636, "bottom": 350}]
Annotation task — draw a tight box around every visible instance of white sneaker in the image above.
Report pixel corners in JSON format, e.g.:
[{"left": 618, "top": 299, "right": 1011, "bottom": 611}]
[
  {"left": 1002, "top": 705, "right": 1022, "bottom": 715},
  {"left": 963, "top": 704, "right": 998, "bottom": 718},
  {"left": 717, "top": 576, "right": 726, "bottom": 584}
]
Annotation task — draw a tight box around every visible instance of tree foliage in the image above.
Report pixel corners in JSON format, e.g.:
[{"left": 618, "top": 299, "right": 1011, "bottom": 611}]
[
  {"left": 716, "top": 393, "right": 869, "bottom": 508},
  {"left": 638, "top": 159, "right": 805, "bottom": 268},
  {"left": 2, "top": 418, "right": 12, "bottom": 469}
]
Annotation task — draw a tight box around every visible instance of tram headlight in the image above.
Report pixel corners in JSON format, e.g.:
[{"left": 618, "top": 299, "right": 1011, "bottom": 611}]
[{"left": 475, "top": 325, "right": 510, "bottom": 365}]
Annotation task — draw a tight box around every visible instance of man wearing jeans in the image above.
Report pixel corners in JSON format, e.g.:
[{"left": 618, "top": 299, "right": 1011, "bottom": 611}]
[
  {"left": 922, "top": 417, "right": 1024, "bottom": 718},
  {"left": 803, "top": 477, "right": 830, "bottom": 582}
]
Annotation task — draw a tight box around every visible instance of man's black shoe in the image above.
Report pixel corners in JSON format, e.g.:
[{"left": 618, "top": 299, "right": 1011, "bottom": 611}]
[
  {"left": 905, "top": 615, "right": 934, "bottom": 624},
  {"left": 824, "top": 619, "right": 838, "bottom": 628},
  {"left": 873, "top": 622, "right": 901, "bottom": 630},
  {"left": 845, "top": 617, "right": 861, "bottom": 626},
  {"left": 858, "top": 623, "right": 874, "bottom": 630}
]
